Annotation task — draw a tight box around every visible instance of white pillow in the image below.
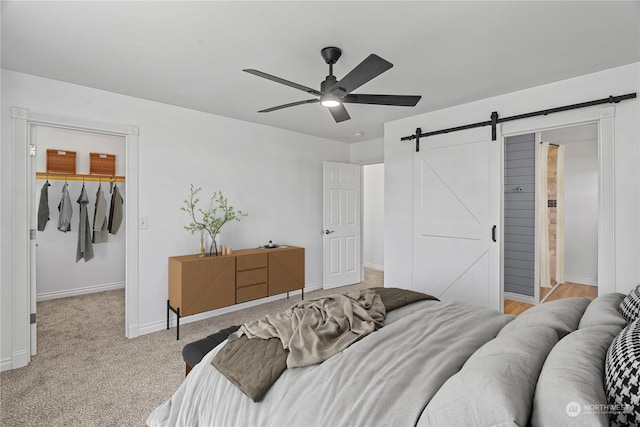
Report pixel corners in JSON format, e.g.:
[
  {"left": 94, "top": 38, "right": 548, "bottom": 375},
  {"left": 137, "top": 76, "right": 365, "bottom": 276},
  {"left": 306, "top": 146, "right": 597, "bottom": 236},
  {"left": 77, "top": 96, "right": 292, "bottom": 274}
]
[
  {"left": 619, "top": 284, "right": 640, "bottom": 323},
  {"left": 605, "top": 319, "right": 640, "bottom": 426}
]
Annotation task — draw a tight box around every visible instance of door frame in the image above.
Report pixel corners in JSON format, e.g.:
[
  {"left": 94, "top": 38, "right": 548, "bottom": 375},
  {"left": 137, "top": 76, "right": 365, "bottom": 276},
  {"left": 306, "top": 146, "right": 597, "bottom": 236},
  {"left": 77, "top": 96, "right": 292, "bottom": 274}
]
[
  {"left": 500, "top": 105, "right": 616, "bottom": 303},
  {"left": 10, "top": 107, "right": 139, "bottom": 369}
]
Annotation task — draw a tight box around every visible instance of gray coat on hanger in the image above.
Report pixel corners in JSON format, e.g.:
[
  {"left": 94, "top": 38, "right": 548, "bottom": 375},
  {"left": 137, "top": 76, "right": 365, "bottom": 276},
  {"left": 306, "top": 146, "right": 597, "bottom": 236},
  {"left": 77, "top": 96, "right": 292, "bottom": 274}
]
[
  {"left": 37, "top": 181, "right": 51, "bottom": 231},
  {"left": 57, "top": 182, "right": 73, "bottom": 232},
  {"left": 108, "top": 184, "right": 123, "bottom": 235},
  {"left": 76, "top": 185, "right": 94, "bottom": 262},
  {"left": 93, "top": 184, "right": 108, "bottom": 244}
]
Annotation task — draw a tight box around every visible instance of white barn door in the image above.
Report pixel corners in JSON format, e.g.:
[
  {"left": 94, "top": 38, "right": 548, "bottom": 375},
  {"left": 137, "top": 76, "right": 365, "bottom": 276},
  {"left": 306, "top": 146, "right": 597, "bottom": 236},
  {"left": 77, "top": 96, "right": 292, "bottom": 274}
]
[
  {"left": 413, "top": 127, "right": 501, "bottom": 310},
  {"left": 323, "top": 161, "right": 362, "bottom": 289}
]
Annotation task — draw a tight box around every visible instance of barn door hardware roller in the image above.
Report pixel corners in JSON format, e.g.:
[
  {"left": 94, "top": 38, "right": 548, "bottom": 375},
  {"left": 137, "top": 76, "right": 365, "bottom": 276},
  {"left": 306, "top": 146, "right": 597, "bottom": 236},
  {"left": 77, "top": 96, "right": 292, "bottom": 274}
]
[{"left": 402, "top": 92, "right": 637, "bottom": 152}]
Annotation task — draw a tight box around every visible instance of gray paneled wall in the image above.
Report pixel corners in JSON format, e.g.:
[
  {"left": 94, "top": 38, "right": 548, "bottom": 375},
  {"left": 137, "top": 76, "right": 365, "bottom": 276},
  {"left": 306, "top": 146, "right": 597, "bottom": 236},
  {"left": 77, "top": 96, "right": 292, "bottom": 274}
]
[{"left": 504, "top": 133, "right": 535, "bottom": 297}]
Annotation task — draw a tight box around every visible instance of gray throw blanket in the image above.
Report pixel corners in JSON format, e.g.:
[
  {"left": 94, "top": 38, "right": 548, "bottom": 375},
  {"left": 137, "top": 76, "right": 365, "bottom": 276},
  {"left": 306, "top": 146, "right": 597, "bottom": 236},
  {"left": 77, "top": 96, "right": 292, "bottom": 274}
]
[{"left": 212, "top": 288, "right": 436, "bottom": 401}]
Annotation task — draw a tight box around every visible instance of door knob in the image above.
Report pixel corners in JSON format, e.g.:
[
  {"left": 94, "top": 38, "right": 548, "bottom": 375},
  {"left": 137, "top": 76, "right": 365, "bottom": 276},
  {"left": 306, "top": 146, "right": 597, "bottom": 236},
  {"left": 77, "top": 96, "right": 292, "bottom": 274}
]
[{"left": 324, "top": 229, "right": 335, "bottom": 235}]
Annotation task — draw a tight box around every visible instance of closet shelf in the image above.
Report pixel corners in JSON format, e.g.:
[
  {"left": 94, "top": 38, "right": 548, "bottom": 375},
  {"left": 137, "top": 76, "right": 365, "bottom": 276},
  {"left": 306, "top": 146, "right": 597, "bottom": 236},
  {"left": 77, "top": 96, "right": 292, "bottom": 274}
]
[{"left": 36, "top": 171, "right": 125, "bottom": 183}]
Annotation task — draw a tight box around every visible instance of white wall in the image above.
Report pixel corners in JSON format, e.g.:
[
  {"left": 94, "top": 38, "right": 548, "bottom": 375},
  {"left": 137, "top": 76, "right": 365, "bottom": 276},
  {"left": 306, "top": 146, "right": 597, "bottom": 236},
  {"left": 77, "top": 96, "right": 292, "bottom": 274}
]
[
  {"left": 563, "top": 140, "right": 599, "bottom": 285},
  {"left": 1, "top": 69, "right": 350, "bottom": 368},
  {"left": 384, "top": 63, "right": 640, "bottom": 295},
  {"left": 33, "top": 125, "right": 126, "bottom": 300},
  {"left": 363, "top": 164, "right": 384, "bottom": 271},
  {"left": 350, "top": 137, "right": 384, "bottom": 165}
]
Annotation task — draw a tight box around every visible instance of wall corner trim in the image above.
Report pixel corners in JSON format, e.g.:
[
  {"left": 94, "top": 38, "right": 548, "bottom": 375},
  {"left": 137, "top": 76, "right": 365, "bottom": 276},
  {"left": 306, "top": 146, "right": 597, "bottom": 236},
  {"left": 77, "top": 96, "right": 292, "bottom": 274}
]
[{"left": 11, "top": 107, "right": 27, "bottom": 119}]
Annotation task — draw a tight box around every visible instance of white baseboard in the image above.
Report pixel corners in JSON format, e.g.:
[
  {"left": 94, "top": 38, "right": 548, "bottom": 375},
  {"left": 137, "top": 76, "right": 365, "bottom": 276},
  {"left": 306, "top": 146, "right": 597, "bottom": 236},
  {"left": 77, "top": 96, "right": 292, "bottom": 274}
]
[
  {"left": 1, "top": 347, "right": 30, "bottom": 372},
  {"left": 504, "top": 291, "right": 536, "bottom": 305},
  {"left": 364, "top": 263, "right": 384, "bottom": 271},
  {"left": 37, "top": 281, "right": 125, "bottom": 302},
  {"left": 563, "top": 275, "right": 598, "bottom": 287},
  {"left": 127, "top": 322, "right": 139, "bottom": 339},
  {"left": 0, "top": 357, "right": 13, "bottom": 372},
  {"left": 138, "top": 283, "right": 323, "bottom": 337}
]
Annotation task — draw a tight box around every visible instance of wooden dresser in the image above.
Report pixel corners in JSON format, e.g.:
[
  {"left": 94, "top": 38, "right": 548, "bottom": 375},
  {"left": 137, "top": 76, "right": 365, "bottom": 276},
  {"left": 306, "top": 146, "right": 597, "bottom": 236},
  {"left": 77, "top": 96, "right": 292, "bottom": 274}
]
[{"left": 167, "top": 246, "right": 304, "bottom": 339}]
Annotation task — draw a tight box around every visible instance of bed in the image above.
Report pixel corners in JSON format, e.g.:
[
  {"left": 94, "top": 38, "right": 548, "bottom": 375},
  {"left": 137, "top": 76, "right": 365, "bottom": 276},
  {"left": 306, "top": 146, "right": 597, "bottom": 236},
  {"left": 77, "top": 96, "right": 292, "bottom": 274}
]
[{"left": 147, "top": 286, "right": 640, "bottom": 427}]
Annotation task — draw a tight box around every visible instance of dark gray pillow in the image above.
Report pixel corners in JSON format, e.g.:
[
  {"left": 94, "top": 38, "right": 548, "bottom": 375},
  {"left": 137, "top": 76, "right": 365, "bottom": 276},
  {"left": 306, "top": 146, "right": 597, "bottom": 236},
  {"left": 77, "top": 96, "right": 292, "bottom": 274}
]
[
  {"left": 605, "top": 319, "right": 640, "bottom": 426},
  {"left": 619, "top": 284, "right": 640, "bottom": 323}
]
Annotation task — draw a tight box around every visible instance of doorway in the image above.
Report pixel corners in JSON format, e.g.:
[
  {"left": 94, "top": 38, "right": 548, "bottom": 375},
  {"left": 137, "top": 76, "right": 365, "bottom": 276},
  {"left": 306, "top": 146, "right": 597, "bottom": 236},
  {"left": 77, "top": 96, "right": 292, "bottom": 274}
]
[
  {"left": 503, "top": 122, "right": 599, "bottom": 311},
  {"left": 321, "top": 161, "right": 383, "bottom": 290},
  {"left": 538, "top": 124, "right": 599, "bottom": 302},
  {"left": 363, "top": 164, "right": 384, "bottom": 285},
  {"left": 31, "top": 125, "right": 126, "bottom": 356},
  {"left": 322, "top": 161, "right": 362, "bottom": 289},
  {"left": 10, "top": 108, "right": 139, "bottom": 369}
]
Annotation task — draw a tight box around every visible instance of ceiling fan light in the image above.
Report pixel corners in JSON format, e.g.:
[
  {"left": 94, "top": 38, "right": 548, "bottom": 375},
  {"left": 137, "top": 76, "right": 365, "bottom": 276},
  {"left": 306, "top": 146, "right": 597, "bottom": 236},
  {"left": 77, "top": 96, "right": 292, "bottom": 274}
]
[{"left": 320, "top": 95, "right": 341, "bottom": 108}]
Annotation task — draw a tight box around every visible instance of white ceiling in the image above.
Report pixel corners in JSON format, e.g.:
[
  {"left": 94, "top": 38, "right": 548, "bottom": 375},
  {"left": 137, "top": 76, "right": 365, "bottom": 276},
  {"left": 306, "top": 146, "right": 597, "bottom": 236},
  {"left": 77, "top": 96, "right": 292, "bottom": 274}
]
[{"left": 2, "top": 1, "right": 639, "bottom": 143}]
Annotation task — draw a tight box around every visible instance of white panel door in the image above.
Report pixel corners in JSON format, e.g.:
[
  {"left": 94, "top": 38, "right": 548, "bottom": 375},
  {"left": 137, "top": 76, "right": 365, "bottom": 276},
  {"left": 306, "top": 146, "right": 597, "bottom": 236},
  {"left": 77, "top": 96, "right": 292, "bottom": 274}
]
[
  {"left": 323, "top": 161, "right": 362, "bottom": 289},
  {"left": 413, "top": 127, "right": 501, "bottom": 310}
]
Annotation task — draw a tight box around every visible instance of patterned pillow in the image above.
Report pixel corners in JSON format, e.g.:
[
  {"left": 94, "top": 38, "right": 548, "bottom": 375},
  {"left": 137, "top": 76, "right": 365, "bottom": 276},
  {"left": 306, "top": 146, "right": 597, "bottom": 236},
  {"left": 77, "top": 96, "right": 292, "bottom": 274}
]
[
  {"left": 605, "top": 319, "right": 640, "bottom": 426},
  {"left": 619, "top": 284, "right": 640, "bottom": 322}
]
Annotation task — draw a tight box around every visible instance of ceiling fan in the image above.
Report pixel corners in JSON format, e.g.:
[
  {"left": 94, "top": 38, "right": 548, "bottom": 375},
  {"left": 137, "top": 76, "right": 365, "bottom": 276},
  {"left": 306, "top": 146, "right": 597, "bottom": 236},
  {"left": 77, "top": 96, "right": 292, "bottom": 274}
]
[{"left": 243, "top": 47, "right": 422, "bottom": 123}]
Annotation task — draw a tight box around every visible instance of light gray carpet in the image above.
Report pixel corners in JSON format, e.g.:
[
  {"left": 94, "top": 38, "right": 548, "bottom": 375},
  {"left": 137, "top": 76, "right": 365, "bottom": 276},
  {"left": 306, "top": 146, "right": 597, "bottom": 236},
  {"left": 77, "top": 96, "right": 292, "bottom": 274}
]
[{"left": 0, "top": 269, "right": 382, "bottom": 427}]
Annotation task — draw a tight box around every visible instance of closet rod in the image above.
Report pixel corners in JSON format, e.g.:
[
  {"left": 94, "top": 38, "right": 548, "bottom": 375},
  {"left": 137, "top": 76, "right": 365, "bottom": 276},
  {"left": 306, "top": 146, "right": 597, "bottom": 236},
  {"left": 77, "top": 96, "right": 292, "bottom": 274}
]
[
  {"left": 36, "top": 172, "right": 125, "bottom": 183},
  {"left": 401, "top": 92, "right": 637, "bottom": 151}
]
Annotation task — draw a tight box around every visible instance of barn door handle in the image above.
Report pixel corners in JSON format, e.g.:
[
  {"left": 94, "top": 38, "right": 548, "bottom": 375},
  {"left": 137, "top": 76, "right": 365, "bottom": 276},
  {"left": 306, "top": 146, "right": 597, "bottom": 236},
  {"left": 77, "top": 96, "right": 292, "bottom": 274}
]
[{"left": 491, "top": 225, "right": 497, "bottom": 242}]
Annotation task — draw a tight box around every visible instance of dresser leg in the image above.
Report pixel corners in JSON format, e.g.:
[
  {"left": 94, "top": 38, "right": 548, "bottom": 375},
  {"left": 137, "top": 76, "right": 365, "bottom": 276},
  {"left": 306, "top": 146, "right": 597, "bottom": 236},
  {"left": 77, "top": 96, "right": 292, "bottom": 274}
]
[
  {"left": 167, "top": 301, "right": 181, "bottom": 340},
  {"left": 176, "top": 307, "right": 180, "bottom": 340}
]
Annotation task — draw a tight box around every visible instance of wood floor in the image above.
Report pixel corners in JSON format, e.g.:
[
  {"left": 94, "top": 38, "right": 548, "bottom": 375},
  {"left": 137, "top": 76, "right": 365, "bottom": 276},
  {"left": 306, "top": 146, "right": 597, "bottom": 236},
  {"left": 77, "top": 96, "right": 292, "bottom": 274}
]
[{"left": 504, "top": 282, "right": 598, "bottom": 316}]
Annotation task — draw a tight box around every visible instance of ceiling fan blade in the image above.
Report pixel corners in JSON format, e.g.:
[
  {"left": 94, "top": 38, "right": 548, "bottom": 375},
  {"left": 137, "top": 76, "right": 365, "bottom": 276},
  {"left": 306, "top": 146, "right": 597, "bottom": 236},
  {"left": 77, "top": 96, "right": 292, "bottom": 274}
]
[
  {"left": 328, "top": 104, "right": 351, "bottom": 123},
  {"left": 328, "top": 54, "right": 393, "bottom": 96},
  {"left": 244, "top": 69, "right": 321, "bottom": 96},
  {"left": 258, "top": 98, "right": 319, "bottom": 113},
  {"left": 344, "top": 94, "right": 422, "bottom": 107}
]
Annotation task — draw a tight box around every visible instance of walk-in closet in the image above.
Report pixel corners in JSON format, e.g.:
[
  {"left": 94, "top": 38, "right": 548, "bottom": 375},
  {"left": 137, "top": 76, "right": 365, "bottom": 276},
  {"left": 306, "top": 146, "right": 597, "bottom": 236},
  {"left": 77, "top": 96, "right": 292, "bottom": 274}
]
[{"left": 32, "top": 124, "right": 126, "bottom": 351}]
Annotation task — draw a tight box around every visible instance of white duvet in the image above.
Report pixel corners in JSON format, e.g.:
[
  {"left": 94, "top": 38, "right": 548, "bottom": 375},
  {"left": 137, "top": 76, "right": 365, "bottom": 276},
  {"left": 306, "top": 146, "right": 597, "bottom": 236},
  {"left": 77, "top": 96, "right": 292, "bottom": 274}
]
[{"left": 147, "top": 299, "right": 513, "bottom": 427}]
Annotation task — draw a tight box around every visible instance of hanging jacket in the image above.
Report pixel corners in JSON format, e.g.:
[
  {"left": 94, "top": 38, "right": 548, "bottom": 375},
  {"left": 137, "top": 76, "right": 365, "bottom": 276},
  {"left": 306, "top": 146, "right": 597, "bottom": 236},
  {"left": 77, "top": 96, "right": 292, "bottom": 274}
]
[
  {"left": 76, "top": 184, "right": 94, "bottom": 262},
  {"left": 92, "top": 184, "right": 108, "bottom": 243},
  {"left": 108, "top": 184, "right": 124, "bottom": 235},
  {"left": 37, "top": 181, "right": 52, "bottom": 231},
  {"left": 57, "top": 182, "right": 73, "bottom": 232}
]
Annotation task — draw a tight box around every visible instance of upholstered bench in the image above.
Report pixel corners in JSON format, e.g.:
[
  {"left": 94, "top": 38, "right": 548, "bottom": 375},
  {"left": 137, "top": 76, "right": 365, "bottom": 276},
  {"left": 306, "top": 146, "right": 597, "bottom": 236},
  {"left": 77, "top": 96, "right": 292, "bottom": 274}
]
[{"left": 182, "top": 325, "right": 240, "bottom": 375}]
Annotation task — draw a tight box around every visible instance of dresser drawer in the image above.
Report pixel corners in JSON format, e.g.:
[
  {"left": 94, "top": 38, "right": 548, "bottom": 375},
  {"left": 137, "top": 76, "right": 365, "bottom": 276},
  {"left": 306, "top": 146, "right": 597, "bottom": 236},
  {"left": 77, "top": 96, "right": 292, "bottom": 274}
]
[
  {"left": 236, "top": 283, "right": 268, "bottom": 303},
  {"left": 236, "top": 268, "right": 268, "bottom": 288},
  {"left": 236, "top": 253, "right": 267, "bottom": 271}
]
